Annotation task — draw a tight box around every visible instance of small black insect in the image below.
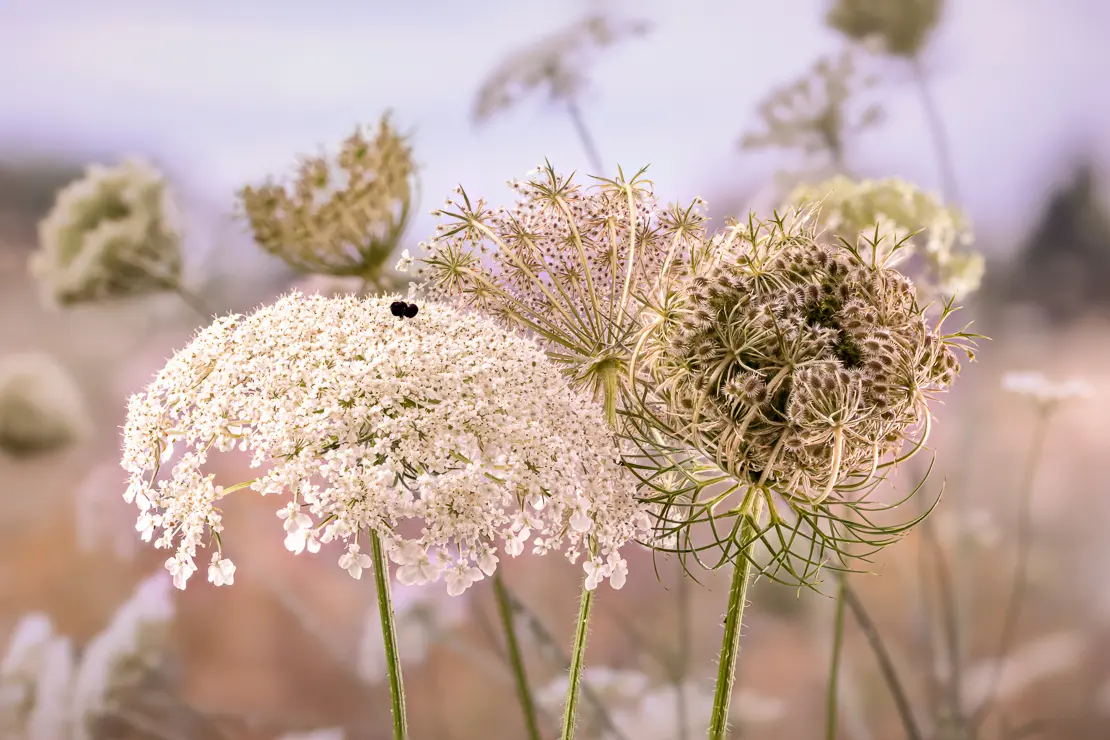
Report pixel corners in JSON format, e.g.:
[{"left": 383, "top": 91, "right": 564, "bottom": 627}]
[{"left": 389, "top": 300, "right": 420, "bottom": 319}]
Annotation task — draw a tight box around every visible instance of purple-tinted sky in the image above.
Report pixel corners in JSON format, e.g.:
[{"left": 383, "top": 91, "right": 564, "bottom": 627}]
[{"left": 1, "top": 0, "right": 1109, "bottom": 254}]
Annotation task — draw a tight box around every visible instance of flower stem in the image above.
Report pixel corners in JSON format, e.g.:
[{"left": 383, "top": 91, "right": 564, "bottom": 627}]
[
  {"left": 493, "top": 572, "right": 543, "bottom": 740},
  {"left": 561, "top": 581, "right": 596, "bottom": 740},
  {"left": 825, "top": 573, "right": 848, "bottom": 740},
  {"left": 371, "top": 531, "right": 408, "bottom": 740},
  {"left": 707, "top": 498, "right": 761, "bottom": 740}
]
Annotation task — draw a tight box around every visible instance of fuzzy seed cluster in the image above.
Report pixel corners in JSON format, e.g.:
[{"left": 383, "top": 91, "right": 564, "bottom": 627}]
[
  {"left": 646, "top": 214, "right": 964, "bottom": 503},
  {"left": 30, "top": 158, "right": 183, "bottom": 306},
  {"left": 121, "top": 292, "right": 647, "bottom": 594},
  {"left": 238, "top": 115, "right": 414, "bottom": 286}
]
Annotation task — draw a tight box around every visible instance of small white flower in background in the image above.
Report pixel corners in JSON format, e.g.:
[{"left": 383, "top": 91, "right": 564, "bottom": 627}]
[
  {"left": 0, "top": 352, "right": 90, "bottom": 457},
  {"left": 277, "top": 729, "right": 345, "bottom": 740},
  {"left": 24, "top": 636, "right": 74, "bottom": 740},
  {"left": 71, "top": 573, "right": 175, "bottom": 738},
  {"left": 30, "top": 157, "right": 183, "bottom": 306},
  {"left": 120, "top": 292, "right": 646, "bottom": 593},
  {"left": 1002, "top": 371, "right": 1095, "bottom": 406},
  {"left": 356, "top": 580, "right": 467, "bottom": 684},
  {"left": 0, "top": 613, "right": 57, "bottom": 733},
  {"left": 961, "top": 630, "right": 1084, "bottom": 707}
]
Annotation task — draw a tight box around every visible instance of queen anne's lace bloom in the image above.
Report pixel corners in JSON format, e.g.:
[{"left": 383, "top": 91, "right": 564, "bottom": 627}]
[
  {"left": 30, "top": 158, "right": 183, "bottom": 306},
  {"left": 121, "top": 292, "right": 646, "bottom": 593}
]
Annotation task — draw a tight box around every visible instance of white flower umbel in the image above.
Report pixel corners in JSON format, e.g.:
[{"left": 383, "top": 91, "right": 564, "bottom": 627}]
[
  {"left": 0, "top": 352, "right": 90, "bottom": 457},
  {"left": 0, "top": 614, "right": 58, "bottom": 736},
  {"left": 121, "top": 291, "right": 646, "bottom": 593},
  {"left": 71, "top": 573, "right": 175, "bottom": 740},
  {"left": 356, "top": 580, "right": 467, "bottom": 684}
]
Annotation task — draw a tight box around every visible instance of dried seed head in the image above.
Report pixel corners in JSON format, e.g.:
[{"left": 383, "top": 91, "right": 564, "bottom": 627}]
[
  {"left": 739, "top": 49, "right": 882, "bottom": 164},
  {"left": 644, "top": 211, "right": 970, "bottom": 508},
  {"left": 238, "top": 114, "right": 415, "bottom": 289},
  {"left": 785, "top": 176, "right": 984, "bottom": 302},
  {"left": 472, "top": 14, "right": 650, "bottom": 123},
  {"left": 30, "top": 158, "right": 183, "bottom": 306},
  {"left": 0, "top": 352, "right": 90, "bottom": 457},
  {"left": 827, "top": 0, "right": 943, "bottom": 58}
]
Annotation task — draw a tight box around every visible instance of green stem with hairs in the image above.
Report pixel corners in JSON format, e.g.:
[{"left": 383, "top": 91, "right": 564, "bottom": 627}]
[
  {"left": 561, "top": 581, "right": 596, "bottom": 740},
  {"left": 708, "top": 496, "right": 762, "bottom": 740},
  {"left": 371, "top": 531, "right": 408, "bottom": 740},
  {"left": 493, "top": 573, "right": 543, "bottom": 740}
]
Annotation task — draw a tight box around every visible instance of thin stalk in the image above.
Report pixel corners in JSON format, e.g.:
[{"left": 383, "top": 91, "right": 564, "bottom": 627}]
[
  {"left": 707, "top": 497, "right": 761, "bottom": 740},
  {"left": 566, "top": 99, "right": 604, "bottom": 172},
  {"left": 910, "top": 55, "right": 961, "bottom": 204},
  {"left": 174, "top": 285, "right": 210, "bottom": 320},
  {"left": 825, "top": 573, "right": 848, "bottom": 740},
  {"left": 676, "top": 562, "right": 692, "bottom": 740},
  {"left": 843, "top": 583, "right": 923, "bottom": 740},
  {"left": 493, "top": 572, "right": 543, "bottom": 740},
  {"left": 371, "top": 531, "right": 408, "bottom": 740},
  {"left": 970, "top": 410, "right": 1052, "bottom": 729},
  {"left": 561, "top": 582, "right": 596, "bottom": 740}
]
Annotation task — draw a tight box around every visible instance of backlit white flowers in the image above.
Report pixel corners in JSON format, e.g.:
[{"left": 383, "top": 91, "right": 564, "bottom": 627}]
[
  {"left": 1002, "top": 371, "right": 1094, "bottom": 406},
  {"left": 121, "top": 291, "right": 647, "bottom": 593}
]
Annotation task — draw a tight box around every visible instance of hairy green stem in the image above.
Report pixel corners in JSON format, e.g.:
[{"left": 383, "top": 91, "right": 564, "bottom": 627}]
[
  {"left": 825, "top": 573, "right": 848, "bottom": 740},
  {"left": 561, "top": 582, "right": 596, "bottom": 740},
  {"left": 707, "top": 499, "right": 760, "bottom": 740},
  {"left": 493, "top": 573, "right": 543, "bottom": 740},
  {"left": 371, "top": 531, "right": 408, "bottom": 740}
]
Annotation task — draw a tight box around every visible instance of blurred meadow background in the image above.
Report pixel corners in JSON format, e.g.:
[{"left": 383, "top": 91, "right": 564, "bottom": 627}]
[{"left": 2, "top": 0, "right": 1110, "bottom": 738}]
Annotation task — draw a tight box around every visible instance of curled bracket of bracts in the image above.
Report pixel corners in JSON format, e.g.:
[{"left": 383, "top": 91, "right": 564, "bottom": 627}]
[{"left": 625, "top": 209, "right": 978, "bottom": 585}]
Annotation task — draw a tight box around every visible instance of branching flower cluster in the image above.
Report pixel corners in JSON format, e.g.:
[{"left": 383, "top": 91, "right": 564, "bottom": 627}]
[
  {"left": 238, "top": 115, "right": 415, "bottom": 289},
  {"left": 785, "top": 176, "right": 984, "bottom": 301},
  {"left": 417, "top": 163, "right": 709, "bottom": 424},
  {"left": 827, "top": 0, "right": 943, "bottom": 58},
  {"left": 30, "top": 158, "right": 183, "bottom": 306},
  {"left": 121, "top": 292, "right": 647, "bottom": 594}
]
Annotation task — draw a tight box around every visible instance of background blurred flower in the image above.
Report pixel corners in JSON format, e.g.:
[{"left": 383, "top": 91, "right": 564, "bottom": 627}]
[
  {"left": 826, "top": 0, "right": 943, "bottom": 58},
  {"left": 29, "top": 158, "right": 184, "bottom": 307},
  {"left": 0, "top": 352, "right": 89, "bottom": 457},
  {"left": 238, "top": 115, "right": 415, "bottom": 291},
  {"left": 784, "top": 176, "right": 984, "bottom": 302}
]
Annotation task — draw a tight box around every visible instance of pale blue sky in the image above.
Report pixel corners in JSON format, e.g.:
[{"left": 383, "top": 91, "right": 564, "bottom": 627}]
[{"left": 1, "top": 0, "right": 1109, "bottom": 255}]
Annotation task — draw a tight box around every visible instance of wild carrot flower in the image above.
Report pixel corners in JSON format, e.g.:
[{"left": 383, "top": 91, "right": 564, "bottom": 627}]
[
  {"left": 0, "top": 352, "right": 90, "bottom": 457},
  {"left": 633, "top": 210, "right": 974, "bottom": 576},
  {"left": 740, "top": 50, "right": 881, "bottom": 166},
  {"left": 121, "top": 292, "right": 646, "bottom": 593},
  {"left": 785, "top": 176, "right": 984, "bottom": 301},
  {"left": 238, "top": 115, "right": 415, "bottom": 290},
  {"left": 472, "top": 14, "right": 650, "bottom": 124},
  {"left": 30, "top": 158, "right": 183, "bottom": 306},
  {"left": 827, "top": 0, "right": 943, "bottom": 58},
  {"left": 417, "top": 162, "right": 709, "bottom": 426}
]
